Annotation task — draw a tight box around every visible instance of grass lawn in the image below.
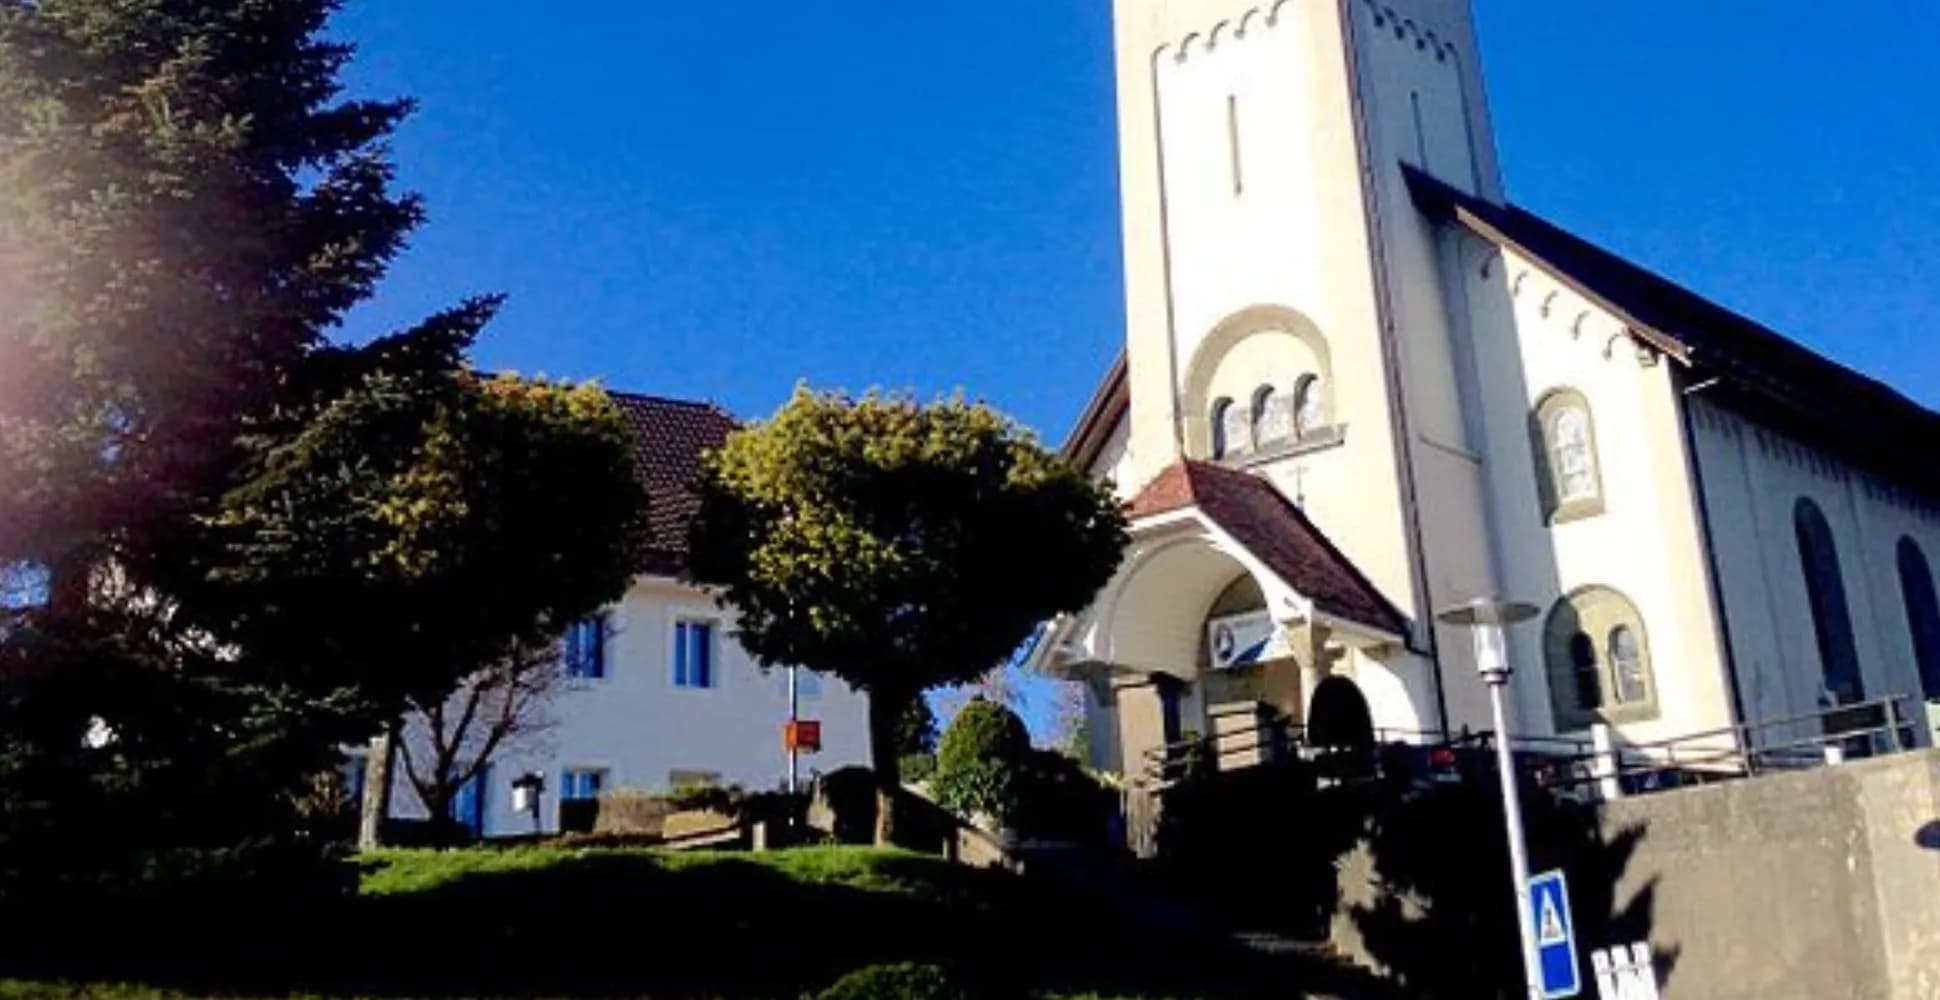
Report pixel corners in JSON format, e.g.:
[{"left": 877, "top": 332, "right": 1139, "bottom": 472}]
[{"left": 0, "top": 846, "right": 1387, "bottom": 1000}]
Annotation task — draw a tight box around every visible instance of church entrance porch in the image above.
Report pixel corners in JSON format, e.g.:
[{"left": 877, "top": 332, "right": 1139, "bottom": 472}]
[{"left": 1033, "top": 460, "right": 1415, "bottom": 784}]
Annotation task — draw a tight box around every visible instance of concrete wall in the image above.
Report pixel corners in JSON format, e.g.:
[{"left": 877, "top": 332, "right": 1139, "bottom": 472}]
[
  {"left": 389, "top": 575, "right": 871, "bottom": 837},
  {"left": 1329, "top": 752, "right": 1940, "bottom": 999},
  {"left": 1594, "top": 750, "right": 1940, "bottom": 1000}
]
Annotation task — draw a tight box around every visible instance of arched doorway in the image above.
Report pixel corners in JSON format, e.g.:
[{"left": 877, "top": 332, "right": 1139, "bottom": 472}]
[{"left": 1308, "top": 675, "right": 1374, "bottom": 750}]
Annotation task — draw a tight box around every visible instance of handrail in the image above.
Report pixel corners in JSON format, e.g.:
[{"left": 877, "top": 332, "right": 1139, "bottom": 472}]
[{"left": 1130, "top": 693, "right": 1925, "bottom": 799}]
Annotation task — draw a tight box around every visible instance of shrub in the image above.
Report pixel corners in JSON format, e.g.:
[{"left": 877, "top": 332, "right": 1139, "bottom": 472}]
[
  {"left": 812, "top": 766, "right": 880, "bottom": 844},
  {"left": 668, "top": 781, "right": 740, "bottom": 813},
  {"left": 931, "top": 698, "right": 1030, "bottom": 826},
  {"left": 899, "top": 751, "right": 937, "bottom": 784},
  {"left": 1009, "top": 748, "right": 1114, "bottom": 846},
  {"left": 809, "top": 962, "right": 969, "bottom": 1000}
]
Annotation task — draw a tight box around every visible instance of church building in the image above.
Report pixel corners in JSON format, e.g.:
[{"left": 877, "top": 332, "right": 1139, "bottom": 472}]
[{"left": 1037, "top": 0, "right": 1940, "bottom": 779}]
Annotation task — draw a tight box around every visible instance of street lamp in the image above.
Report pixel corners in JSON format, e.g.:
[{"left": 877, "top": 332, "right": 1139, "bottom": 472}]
[{"left": 1436, "top": 597, "right": 1542, "bottom": 1000}]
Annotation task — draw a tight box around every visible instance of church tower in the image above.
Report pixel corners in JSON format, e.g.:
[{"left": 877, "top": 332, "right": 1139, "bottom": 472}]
[{"left": 1108, "top": 0, "right": 1512, "bottom": 733}]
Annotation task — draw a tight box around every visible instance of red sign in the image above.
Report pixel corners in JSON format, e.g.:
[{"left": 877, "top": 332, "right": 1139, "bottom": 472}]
[{"left": 785, "top": 720, "right": 823, "bottom": 754}]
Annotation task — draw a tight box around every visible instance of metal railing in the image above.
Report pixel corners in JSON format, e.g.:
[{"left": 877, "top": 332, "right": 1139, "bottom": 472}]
[
  {"left": 1130, "top": 695, "right": 1927, "bottom": 803},
  {"left": 1523, "top": 694, "right": 1921, "bottom": 798}
]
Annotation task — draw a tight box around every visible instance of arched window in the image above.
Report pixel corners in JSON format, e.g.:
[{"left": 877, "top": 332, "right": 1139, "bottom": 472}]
[
  {"left": 1896, "top": 537, "right": 1940, "bottom": 700},
  {"left": 1252, "top": 384, "right": 1292, "bottom": 448},
  {"left": 1530, "top": 390, "right": 1604, "bottom": 524},
  {"left": 1544, "top": 587, "right": 1656, "bottom": 729},
  {"left": 1210, "top": 397, "right": 1236, "bottom": 459},
  {"left": 1794, "top": 499, "right": 1864, "bottom": 706},
  {"left": 1610, "top": 625, "right": 1648, "bottom": 704},
  {"left": 1293, "top": 373, "right": 1326, "bottom": 440},
  {"left": 1218, "top": 396, "right": 1252, "bottom": 460}
]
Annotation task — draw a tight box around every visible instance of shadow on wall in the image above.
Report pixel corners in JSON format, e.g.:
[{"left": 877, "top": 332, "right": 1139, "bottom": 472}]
[
  {"left": 1154, "top": 755, "right": 1672, "bottom": 999},
  {"left": 1348, "top": 777, "right": 1672, "bottom": 999}
]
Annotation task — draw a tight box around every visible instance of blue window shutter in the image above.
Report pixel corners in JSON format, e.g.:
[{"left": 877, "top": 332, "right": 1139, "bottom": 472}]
[
  {"left": 673, "top": 623, "right": 688, "bottom": 686},
  {"left": 591, "top": 614, "right": 607, "bottom": 679},
  {"left": 698, "top": 624, "right": 713, "bottom": 688},
  {"left": 565, "top": 621, "right": 584, "bottom": 678}
]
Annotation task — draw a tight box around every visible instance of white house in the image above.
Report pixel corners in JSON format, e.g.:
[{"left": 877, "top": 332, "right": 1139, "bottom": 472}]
[
  {"left": 1039, "top": 0, "right": 1940, "bottom": 779},
  {"left": 383, "top": 392, "right": 871, "bottom": 838}
]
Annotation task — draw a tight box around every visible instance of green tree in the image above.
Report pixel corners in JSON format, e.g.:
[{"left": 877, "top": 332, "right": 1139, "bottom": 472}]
[
  {"left": 0, "top": 0, "right": 646, "bottom": 882},
  {"left": 932, "top": 697, "right": 1030, "bottom": 827},
  {"left": 688, "top": 387, "right": 1126, "bottom": 842}
]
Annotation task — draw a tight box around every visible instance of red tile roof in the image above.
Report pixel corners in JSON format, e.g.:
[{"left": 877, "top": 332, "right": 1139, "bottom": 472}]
[
  {"left": 609, "top": 391, "right": 739, "bottom": 577},
  {"left": 1125, "top": 460, "right": 1407, "bottom": 638}
]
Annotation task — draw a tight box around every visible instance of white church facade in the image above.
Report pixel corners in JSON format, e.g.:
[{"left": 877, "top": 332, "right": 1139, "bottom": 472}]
[{"left": 1037, "top": 0, "right": 1940, "bottom": 779}]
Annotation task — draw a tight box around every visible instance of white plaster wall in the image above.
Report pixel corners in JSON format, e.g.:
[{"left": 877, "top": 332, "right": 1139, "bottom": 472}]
[
  {"left": 1460, "top": 244, "right": 1736, "bottom": 744},
  {"left": 1688, "top": 399, "right": 1940, "bottom": 744},
  {"left": 1094, "top": 415, "right": 1137, "bottom": 500},
  {"left": 1106, "top": 0, "right": 1509, "bottom": 742},
  {"left": 389, "top": 575, "right": 871, "bottom": 837}
]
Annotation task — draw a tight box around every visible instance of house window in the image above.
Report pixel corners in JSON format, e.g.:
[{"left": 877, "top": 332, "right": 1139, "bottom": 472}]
[
  {"left": 674, "top": 619, "right": 715, "bottom": 689},
  {"left": 1252, "top": 384, "right": 1292, "bottom": 448},
  {"left": 1531, "top": 389, "right": 1604, "bottom": 523},
  {"left": 1898, "top": 538, "right": 1940, "bottom": 700},
  {"left": 1795, "top": 499, "right": 1864, "bottom": 706},
  {"left": 1293, "top": 373, "right": 1326, "bottom": 440},
  {"left": 1543, "top": 587, "right": 1656, "bottom": 729},
  {"left": 451, "top": 764, "right": 490, "bottom": 838},
  {"left": 563, "top": 614, "right": 607, "bottom": 680},
  {"left": 561, "top": 768, "right": 606, "bottom": 802}
]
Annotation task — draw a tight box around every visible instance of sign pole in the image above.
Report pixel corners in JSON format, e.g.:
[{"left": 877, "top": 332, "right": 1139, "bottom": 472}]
[{"left": 787, "top": 664, "right": 801, "bottom": 794}]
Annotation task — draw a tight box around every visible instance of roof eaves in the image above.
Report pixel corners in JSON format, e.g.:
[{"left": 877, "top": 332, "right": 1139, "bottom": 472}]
[
  {"left": 1405, "top": 170, "right": 1692, "bottom": 366},
  {"left": 1061, "top": 351, "right": 1130, "bottom": 470}
]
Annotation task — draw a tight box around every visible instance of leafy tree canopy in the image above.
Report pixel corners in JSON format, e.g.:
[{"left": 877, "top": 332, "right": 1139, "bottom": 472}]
[
  {"left": 0, "top": 0, "right": 647, "bottom": 883},
  {"left": 689, "top": 386, "right": 1126, "bottom": 836},
  {"left": 689, "top": 386, "right": 1127, "bottom": 699}
]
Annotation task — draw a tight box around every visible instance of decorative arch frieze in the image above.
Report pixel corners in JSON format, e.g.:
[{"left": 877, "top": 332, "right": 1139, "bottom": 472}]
[
  {"left": 1179, "top": 304, "right": 1337, "bottom": 460},
  {"left": 1153, "top": 0, "right": 1462, "bottom": 66}
]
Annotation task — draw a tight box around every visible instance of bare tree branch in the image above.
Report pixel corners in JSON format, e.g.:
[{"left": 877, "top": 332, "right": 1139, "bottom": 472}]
[{"left": 398, "top": 638, "right": 566, "bottom": 841}]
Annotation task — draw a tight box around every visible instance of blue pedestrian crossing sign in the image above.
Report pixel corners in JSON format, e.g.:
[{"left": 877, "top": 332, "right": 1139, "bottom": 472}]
[{"left": 1530, "top": 870, "right": 1581, "bottom": 998}]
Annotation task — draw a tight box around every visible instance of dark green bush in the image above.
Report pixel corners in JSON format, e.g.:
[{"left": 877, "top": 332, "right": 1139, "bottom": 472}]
[
  {"left": 1009, "top": 748, "right": 1114, "bottom": 846},
  {"left": 931, "top": 698, "right": 1030, "bottom": 826},
  {"left": 809, "top": 962, "right": 970, "bottom": 1000},
  {"left": 900, "top": 751, "right": 937, "bottom": 784},
  {"left": 814, "top": 766, "right": 880, "bottom": 844}
]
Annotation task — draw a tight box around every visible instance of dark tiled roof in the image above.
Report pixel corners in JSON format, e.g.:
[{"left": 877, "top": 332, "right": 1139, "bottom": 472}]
[
  {"left": 1125, "top": 460, "right": 1407, "bottom": 638},
  {"left": 1404, "top": 165, "right": 1940, "bottom": 496},
  {"left": 608, "top": 391, "right": 739, "bottom": 576}
]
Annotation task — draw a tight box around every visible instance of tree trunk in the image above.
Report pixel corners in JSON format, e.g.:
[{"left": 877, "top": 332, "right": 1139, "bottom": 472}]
[
  {"left": 868, "top": 687, "right": 905, "bottom": 847},
  {"left": 357, "top": 718, "right": 401, "bottom": 850}
]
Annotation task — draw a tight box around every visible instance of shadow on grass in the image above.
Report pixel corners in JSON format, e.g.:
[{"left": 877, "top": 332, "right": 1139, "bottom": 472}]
[{"left": 3, "top": 848, "right": 1400, "bottom": 999}]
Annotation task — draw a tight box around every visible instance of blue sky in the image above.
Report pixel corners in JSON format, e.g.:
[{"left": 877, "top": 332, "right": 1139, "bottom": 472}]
[
  {"left": 333, "top": 2, "right": 1940, "bottom": 438},
  {"left": 331, "top": 3, "right": 1940, "bottom": 730}
]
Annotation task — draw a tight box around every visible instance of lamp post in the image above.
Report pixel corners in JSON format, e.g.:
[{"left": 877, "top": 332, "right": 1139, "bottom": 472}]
[{"left": 1436, "top": 597, "right": 1542, "bottom": 1000}]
